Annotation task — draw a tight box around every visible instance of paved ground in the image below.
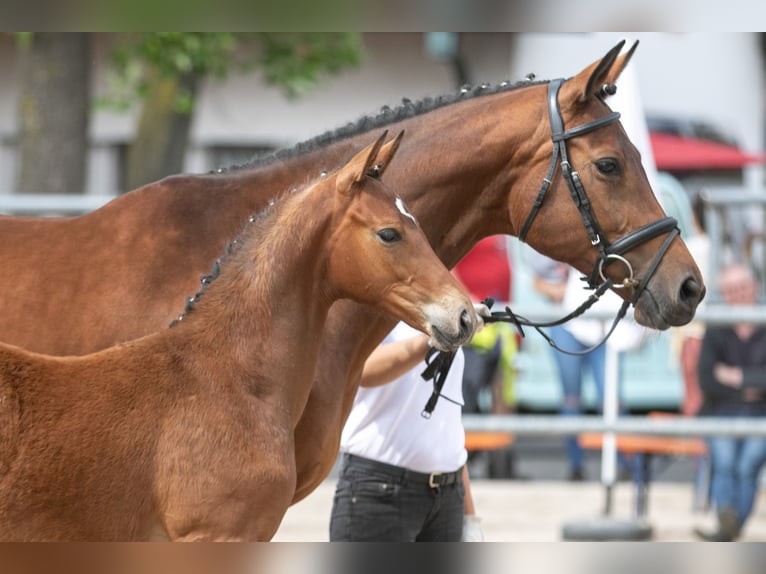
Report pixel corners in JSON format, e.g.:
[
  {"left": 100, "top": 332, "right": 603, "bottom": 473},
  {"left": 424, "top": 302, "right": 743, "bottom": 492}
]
[
  {"left": 273, "top": 436, "right": 766, "bottom": 542},
  {"left": 273, "top": 479, "right": 766, "bottom": 542}
]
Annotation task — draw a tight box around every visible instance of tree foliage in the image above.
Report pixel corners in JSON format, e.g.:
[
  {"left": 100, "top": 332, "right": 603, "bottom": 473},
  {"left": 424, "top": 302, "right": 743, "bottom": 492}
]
[
  {"left": 101, "top": 33, "right": 363, "bottom": 190},
  {"left": 102, "top": 32, "right": 364, "bottom": 113}
]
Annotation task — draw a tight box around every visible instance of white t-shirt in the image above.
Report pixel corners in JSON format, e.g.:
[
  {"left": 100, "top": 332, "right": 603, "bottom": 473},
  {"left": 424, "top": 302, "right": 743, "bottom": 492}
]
[{"left": 340, "top": 322, "right": 467, "bottom": 474}]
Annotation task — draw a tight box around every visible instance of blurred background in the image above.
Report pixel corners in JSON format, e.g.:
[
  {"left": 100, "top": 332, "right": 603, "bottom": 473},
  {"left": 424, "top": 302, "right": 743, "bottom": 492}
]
[{"left": 2, "top": 32, "right": 766, "bottom": 485}]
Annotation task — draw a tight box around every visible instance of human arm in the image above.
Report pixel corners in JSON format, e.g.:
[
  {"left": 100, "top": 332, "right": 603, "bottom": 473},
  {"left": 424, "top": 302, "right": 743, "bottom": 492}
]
[
  {"left": 716, "top": 363, "right": 766, "bottom": 401},
  {"left": 699, "top": 327, "right": 766, "bottom": 402},
  {"left": 698, "top": 328, "right": 734, "bottom": 401},
  {"left": 359, "top": 333, "right": 430, "bottom": 388},
  {"left": 714, "top": 364, "right": 743, "bottom": 388},
  {"left": 713, "top": 324, "right": 766, "bottom": 396}
]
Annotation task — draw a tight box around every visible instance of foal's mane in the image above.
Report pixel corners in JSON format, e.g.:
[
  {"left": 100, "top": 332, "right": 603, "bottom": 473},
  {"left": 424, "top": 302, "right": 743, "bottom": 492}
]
[
  {"left": 220, "top": 77, "right": 546, "bottom": 173},
  {"left": 169, "top": 178, "right": 316, "bottom": 327}
]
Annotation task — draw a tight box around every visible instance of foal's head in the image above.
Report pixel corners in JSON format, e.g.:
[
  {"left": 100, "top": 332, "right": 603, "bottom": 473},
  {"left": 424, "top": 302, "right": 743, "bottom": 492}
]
[{"left": 324, "top": 131, "right": 476, "bottom": 351}]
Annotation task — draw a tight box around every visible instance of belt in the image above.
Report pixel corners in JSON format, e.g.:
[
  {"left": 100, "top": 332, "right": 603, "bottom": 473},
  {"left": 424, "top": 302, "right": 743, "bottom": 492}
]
[{"left": 342, "top": 453, "right": 462, "bottom": 489}]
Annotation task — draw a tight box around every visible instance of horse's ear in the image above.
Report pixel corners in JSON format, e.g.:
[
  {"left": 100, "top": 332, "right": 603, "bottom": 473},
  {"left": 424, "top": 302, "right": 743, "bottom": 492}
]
[
  {"left": 607, "top": 40, "right": 639, "bottom": 84},
  {"left": 336, "top": 130, "right": 389, "bottom": 195},
  {"left": 565, "top": 39, "right": 639, "bottom": 103},
  {"left": 368, "top": 130, "right": 404, "bottom": 178}
]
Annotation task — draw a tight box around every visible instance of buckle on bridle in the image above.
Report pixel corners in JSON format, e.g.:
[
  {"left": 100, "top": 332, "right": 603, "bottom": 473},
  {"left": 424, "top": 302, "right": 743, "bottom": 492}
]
[{"left": 598, "top": 253, "right": 639, "bottom": 289}]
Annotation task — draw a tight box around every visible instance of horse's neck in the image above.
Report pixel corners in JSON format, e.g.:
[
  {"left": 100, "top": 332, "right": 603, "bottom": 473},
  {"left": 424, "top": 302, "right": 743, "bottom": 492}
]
[
  {"left": 269, "top": 92, "right": 532, "bottom": 267},
  {"left": 207, "top": 85, "right": 540, "bottom": 277},
  {"left": 402, "top": 96, "right": 540, "bottom": 263},
  {"left": 181, "top": 188, "right": 334, "bottom": 419}
]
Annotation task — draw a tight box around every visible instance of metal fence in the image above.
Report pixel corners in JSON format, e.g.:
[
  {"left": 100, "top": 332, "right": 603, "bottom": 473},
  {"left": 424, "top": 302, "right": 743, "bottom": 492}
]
[
  {"left": 462, "top": 303, "right": 766, "bottom": 439},
  {"left": 462, "top": 414, "right": 766, "bottom": 438},
  {"left": 0, "top": 193, "right": 115, "bottom": 215}
]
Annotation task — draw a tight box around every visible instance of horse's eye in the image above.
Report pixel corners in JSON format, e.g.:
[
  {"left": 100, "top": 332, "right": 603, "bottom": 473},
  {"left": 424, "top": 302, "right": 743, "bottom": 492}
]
[
  {"left": 377, "top": 228, "right": 402, "bottom": 244},
  {"left": 595, "top": 158, "right": 620, "bottom": 175}
]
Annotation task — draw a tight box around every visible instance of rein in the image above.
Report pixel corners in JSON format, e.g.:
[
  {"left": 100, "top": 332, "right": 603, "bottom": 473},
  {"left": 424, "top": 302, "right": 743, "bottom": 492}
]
[{"left": 420, "top": 77, "right": 680, "bottom": 417}]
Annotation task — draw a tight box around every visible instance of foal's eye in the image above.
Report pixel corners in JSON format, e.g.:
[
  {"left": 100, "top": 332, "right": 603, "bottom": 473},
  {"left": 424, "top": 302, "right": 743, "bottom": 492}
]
[
  {"left": 595, "top": 158, "right": 620, "bottom": 175},
  {"left": 377, "top": 228, "right": 402, "bottom": 244}
]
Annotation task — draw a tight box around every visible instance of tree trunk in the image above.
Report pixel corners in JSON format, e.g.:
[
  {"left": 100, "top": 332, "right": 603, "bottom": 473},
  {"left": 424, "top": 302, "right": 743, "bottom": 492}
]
[
  {"left": 125, "top": 67, "right": 199, "bottom": 191},
  {"left": 16, "top": 33, "right": 91, "bottom": 195}
]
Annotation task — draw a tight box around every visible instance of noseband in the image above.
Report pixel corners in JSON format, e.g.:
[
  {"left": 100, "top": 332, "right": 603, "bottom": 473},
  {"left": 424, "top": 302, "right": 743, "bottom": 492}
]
[{"left": 518, "top": 78, "right": 679, "bottom": 306}]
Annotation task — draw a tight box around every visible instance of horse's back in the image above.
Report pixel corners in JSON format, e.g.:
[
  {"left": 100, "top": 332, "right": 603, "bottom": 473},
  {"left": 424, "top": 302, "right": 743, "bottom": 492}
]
[{"left": 0, "top": 172, "right": 272, "bottom": 355}]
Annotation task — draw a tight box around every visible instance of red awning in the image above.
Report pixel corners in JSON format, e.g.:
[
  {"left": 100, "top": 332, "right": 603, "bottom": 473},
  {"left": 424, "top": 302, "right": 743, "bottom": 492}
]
[{"left": 649, "top": 132, "right": 766, "bottom": 171}]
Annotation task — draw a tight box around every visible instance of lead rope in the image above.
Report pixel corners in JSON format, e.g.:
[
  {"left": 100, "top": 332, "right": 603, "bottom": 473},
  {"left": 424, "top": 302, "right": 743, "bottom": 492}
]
[
  {"left": 420, "top": 346, "right": 461, "bottom": 419},
  {"left": 420, "top": 284, "right": 629, "bottom": 417}
]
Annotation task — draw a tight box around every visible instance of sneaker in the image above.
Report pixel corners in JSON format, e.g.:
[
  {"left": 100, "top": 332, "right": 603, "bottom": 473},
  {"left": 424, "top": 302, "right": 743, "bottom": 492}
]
[
  {"left": 693, "top": 508, "right": 740, "bottom": 542},
  {"left": 693, "top": 525, "right": 733, "bottom": 542}
]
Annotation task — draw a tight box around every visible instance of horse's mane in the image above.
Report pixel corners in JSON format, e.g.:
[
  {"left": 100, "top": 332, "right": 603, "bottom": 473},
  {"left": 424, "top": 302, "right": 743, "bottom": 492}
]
[{"left": 219, "top": 77, "right": 546, "bottom": 173}]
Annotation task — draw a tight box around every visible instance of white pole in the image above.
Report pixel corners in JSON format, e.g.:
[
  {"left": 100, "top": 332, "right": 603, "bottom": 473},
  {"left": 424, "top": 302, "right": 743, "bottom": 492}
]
[{"left": 601, "top": 342, "right": 620, "bottom": 513}]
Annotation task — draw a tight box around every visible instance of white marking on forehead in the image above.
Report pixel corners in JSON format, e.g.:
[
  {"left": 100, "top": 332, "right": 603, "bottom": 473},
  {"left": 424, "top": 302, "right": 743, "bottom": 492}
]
[{"left": 394, "top": 196, "right": 418, "bottom": 225}]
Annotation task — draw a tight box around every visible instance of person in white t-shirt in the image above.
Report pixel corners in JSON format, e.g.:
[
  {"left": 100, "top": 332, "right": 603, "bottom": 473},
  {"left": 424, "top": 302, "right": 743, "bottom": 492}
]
[{"left": 329, "top": 321, "right": 483, "bottom": 542}]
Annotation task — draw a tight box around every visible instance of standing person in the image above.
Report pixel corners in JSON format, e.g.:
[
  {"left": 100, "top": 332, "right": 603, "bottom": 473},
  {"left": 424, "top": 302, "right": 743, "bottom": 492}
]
[
  {"left": 694, "top": 263, "right": 766, "bottom": 542},
  {"left": 528, "top": 248, "right": 643, "bottom": 481},
  {"left": 673, "top": 193, "right": 711, "bottom": 416},
  {"left": 329, "top": 321, "right": 483, "bottom": 542},
  {"left": 528, "top": 249, "right": 599, "bottom": 481}
]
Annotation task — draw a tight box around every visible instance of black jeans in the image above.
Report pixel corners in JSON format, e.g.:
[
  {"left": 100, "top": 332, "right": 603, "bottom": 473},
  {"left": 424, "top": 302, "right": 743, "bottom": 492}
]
[{"left": 329, "top": 454, "right": 465, "bottom": 542}]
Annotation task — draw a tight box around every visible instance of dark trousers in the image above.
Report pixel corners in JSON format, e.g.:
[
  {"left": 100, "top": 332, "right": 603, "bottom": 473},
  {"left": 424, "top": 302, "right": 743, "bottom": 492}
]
[{"left": 329, "top": 454, "right": 465, "bottom": 542}]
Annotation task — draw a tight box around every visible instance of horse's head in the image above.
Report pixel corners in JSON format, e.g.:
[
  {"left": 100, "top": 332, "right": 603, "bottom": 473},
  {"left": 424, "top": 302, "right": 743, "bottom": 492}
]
[
  {"left": 327, "top": 131, "right": 477, "bottom": 350},
  {"left": 514, "top": 40, "right": 705, "bottom": 330}
]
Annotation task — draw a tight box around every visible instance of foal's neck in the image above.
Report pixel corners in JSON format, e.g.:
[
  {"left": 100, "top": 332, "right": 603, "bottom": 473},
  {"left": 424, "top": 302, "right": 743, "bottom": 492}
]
[{"left": 180, "top": 184, "right": 336, "bottom": 417}]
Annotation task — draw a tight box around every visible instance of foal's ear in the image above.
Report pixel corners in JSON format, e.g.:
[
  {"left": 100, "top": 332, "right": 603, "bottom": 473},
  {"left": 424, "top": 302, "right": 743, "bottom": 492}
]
[
  {"left": 336, "top": 130, "right": 389, "bottom": 195},
  {"left": 369, "top": 130, "right": 404, "bottom": 178},
  {"left": 566, "top": 39, "right": 639, "bottom": 103}
]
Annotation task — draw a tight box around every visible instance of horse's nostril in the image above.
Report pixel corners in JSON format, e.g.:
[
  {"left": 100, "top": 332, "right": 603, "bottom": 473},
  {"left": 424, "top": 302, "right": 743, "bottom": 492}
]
[
  {"left": 459, "top": 308, "right": 472, "bottom": 338},
  {"left": 680, "top": 276, "right": 705, "bottom": 306}
]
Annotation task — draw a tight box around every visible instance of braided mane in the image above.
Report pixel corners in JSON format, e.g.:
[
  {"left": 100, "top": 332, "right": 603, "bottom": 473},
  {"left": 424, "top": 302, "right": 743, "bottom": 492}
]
[
  {"left": 168, "top": 187, "right": 301, "bottom": 327},
  {"left": 219, "top": 77, "right": 546, "bottom": 173}
]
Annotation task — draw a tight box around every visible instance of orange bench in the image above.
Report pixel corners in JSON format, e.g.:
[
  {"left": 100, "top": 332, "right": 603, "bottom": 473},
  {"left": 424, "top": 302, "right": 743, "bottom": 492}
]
[
  {"left": 578, "top": 433, "right": 707, "bottom": 458},
  {"left": 578, "top": 421, "right": 708, "bottom": 517},
  {"left": 465, "top": 431, "right": 515, "bottom": 452}
]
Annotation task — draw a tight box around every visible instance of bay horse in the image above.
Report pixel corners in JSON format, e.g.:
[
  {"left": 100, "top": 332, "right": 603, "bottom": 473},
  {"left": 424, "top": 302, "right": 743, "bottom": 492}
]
[
  {"left": 0, "top": 41, "right": 704, "bottom": 506},
  {"left": 0, "top": 132, "right": 477, "bottom": 541}
]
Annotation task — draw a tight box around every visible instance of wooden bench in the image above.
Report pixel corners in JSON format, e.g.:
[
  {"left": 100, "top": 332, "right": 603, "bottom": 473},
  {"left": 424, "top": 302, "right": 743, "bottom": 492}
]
[
  {"left": 465, "top": 431, "right": 515, "bottom": 452},
  {"left": 578, "top": 415, "right": 709, "bottom": 517},
  {"left": 465, "top": 431, "right": 517, "bottom": 479}
]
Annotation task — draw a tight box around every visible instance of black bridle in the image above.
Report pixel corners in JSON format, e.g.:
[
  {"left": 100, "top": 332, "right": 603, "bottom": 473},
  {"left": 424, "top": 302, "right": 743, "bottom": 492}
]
[
  {"left": 421, "top": 77, "right": 680, "bottom": 417},
  {"left": 518, "top": 77, "right": 679, "bottom": 302}
]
